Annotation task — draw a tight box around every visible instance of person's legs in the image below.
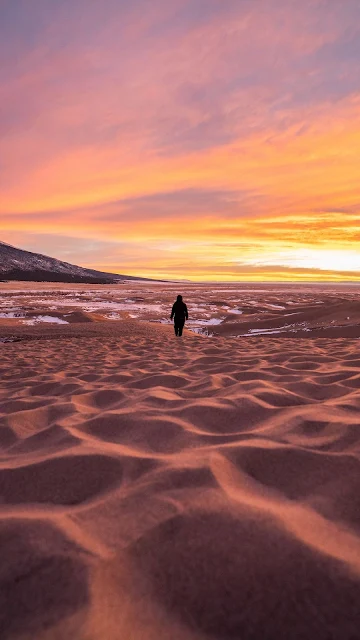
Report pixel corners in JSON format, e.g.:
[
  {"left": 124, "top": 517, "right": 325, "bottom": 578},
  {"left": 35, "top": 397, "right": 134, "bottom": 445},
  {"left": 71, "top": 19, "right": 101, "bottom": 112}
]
[
  {"left": 178, "top": 321, "right": 185, "bottom": 336},
  {"left": 174, "top": 322, "right": 178, "bottom": 336}
]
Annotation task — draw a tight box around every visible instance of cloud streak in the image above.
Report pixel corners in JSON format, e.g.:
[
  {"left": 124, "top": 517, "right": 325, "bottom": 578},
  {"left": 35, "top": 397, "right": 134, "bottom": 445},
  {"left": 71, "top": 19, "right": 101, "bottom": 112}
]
[{"left": 1, "top": 0, "right": 360, "bottom": 279}]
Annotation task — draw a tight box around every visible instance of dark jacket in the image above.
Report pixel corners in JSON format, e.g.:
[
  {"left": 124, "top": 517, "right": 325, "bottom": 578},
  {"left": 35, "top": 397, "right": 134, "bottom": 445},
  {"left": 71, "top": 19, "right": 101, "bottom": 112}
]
[{"left": 171, "top": 299, "right": 188, "bottom": 322}]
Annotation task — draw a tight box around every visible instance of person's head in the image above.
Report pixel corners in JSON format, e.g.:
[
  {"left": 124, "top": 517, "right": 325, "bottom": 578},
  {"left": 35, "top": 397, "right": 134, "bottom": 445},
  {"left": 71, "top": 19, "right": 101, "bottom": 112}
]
[{"left": 176, "top": 294, "right": 183, "bottom": 302}]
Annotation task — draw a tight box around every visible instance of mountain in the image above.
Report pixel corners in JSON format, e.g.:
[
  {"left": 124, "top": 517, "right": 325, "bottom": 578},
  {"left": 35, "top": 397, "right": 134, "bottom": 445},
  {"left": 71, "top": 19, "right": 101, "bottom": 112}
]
[{"left": 0, "top": 241, "right": 150, "bottom": 283}]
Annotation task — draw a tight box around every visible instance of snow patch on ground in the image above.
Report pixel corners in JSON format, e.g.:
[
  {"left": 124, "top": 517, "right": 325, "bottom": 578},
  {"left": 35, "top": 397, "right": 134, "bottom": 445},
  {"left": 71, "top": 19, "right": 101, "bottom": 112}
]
[
  {"left": 263, "top": 304, "right": 286, "bottom": 310},
  {"left": 23, "top": 316, "right": 69, "bottom": 325},
  {"left": 0, "top": 311, "right": 25, "bottom": 318}
]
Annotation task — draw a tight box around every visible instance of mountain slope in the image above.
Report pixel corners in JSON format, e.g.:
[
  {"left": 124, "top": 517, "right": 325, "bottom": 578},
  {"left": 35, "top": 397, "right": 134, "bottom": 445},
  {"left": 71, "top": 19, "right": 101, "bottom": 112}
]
[{"left": 0, "top": 241, "right": 148, "bottom": 283}]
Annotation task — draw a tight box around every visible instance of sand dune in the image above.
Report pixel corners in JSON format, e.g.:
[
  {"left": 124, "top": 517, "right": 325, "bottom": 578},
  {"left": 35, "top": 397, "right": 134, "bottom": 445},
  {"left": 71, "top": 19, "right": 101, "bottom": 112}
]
[
  {"left": 1, "top": 281, "right": 360, "bottom": 338},
  {"left": 1, "top": 320, "right": 360, "bottom": 639}
]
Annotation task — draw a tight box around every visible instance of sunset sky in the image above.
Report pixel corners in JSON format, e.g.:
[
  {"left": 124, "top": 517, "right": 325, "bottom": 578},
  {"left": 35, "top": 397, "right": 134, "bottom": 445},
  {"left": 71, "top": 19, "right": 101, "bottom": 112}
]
[{"left": 1, "top": 0, "right": 360, "bottom": 281}]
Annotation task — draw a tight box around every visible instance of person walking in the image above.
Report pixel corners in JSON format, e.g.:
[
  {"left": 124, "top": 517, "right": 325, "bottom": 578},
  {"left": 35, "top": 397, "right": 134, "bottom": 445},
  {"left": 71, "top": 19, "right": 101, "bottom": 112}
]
[{"left": 170, "top": 294, "right": 188, "bottom": 337}]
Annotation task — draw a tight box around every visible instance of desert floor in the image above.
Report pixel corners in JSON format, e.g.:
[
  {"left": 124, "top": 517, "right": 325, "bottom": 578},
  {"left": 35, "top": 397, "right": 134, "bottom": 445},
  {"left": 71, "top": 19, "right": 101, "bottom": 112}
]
[{"left": 1, "top": 285, "right": 360, "bottom": 639}]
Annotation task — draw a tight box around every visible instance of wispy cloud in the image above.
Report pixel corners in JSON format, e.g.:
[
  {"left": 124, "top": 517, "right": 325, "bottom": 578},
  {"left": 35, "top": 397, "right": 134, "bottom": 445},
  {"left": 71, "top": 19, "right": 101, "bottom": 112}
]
[{"left": 1, "top": 0, "right": 360, "bottom": 279}]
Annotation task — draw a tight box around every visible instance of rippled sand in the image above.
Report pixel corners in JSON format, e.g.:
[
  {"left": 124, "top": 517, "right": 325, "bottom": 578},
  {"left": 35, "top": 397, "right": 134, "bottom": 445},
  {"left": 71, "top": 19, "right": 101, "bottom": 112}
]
[{"left": 1, "top": 314, "right": 360, "bottom": 639}]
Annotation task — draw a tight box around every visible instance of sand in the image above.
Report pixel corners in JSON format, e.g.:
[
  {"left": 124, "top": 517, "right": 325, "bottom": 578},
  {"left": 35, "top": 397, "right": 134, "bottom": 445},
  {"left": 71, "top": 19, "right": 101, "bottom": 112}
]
[
  {"left": 1, "top": 319, "right": 360, "bottom": 639},
  {"left": 2, "top": 280, "right": 360, "bottom": 338}
]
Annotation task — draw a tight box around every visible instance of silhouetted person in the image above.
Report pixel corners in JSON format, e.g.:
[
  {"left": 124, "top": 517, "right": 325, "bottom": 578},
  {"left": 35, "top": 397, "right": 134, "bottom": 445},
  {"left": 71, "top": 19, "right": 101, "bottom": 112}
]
[{"left": 170, "top": 294, "right": 188, "bottom": 337}]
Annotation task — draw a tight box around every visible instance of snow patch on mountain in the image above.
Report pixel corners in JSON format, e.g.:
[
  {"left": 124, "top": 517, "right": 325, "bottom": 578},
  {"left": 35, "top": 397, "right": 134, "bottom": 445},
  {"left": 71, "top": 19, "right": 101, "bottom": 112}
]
[{"left": 0, "top": 240, "right": 152, "bottom": 283}]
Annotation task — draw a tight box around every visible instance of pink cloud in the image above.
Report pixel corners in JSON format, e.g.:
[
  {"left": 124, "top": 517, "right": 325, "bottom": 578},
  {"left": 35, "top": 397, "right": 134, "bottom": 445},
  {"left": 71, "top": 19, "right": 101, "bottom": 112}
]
[{"left": 2, "top": 0, "right": 360, "bottom": 279}]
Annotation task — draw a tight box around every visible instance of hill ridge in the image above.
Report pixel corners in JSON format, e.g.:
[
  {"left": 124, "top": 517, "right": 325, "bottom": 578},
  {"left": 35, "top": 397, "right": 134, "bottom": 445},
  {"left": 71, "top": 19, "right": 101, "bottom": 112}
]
[{"left": 0, "top": 240, "right": 153, "bottom": 283}]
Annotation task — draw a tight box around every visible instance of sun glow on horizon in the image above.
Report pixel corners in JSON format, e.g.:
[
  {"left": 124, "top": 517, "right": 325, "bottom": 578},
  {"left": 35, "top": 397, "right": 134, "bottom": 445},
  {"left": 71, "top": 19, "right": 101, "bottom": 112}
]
[{"left": 245, "top": 249, "right": 360, "bottom": 274}]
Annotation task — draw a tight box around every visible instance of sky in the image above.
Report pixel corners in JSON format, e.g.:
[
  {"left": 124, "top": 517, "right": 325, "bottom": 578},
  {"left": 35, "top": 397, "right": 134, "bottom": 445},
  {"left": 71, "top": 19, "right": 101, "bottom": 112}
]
[{"left": 1, "top": 0, "right": 360, "bottom": 281}]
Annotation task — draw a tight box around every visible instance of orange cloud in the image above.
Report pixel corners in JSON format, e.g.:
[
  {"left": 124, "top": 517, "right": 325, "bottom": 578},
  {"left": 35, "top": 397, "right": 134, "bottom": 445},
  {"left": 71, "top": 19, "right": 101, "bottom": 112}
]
[{"left": 1, "top": 0, "right": 360, "bottom": 280}]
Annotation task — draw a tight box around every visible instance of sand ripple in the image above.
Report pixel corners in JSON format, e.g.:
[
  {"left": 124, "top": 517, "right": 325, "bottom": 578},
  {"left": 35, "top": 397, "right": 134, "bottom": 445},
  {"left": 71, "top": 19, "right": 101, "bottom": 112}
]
[{"left": 1, "top": 331, "right": 360, "bottom": 638}]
